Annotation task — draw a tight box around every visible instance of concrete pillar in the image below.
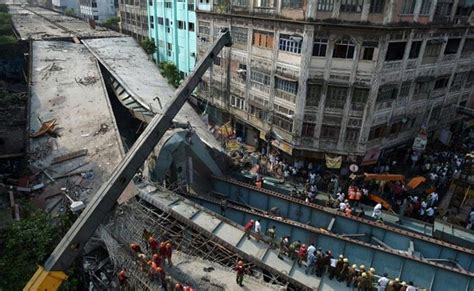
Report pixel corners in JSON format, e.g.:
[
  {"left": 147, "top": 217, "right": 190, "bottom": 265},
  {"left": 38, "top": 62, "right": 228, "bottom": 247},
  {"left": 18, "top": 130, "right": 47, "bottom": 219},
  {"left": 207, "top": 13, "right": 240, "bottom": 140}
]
[
  {"left": 383, "top": 0, "right": 396, "bottom": 24},
  {"left": 429, "top": 0, "right": 438, "bottom": 22},
  {"left": 413, "top": 0, "right": 423, "bottom": 22},
  {"left": 332, "top": 0, "right": 341, "bottom": 18},
  {"left": 361, "top": 0, "right": 371, "bottom": 21}
]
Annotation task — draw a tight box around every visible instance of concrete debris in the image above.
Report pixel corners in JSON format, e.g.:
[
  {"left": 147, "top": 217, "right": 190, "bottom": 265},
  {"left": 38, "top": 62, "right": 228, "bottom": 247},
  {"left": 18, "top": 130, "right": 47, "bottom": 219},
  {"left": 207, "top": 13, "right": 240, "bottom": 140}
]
[
  {"left": 51, "top": 149, "right": 88, "bottom": 165},
  {"left": 41, "top": 62, "right": 63, "bottom": 80},
  {"left": 75, "top": 75, "right": 98, "bottom": 86},
  {"left": 30, "top": 118, "right": 57, "bottom": 138},
  {"left": 93, "top": 123, "right": 109, "bottom": 136}
]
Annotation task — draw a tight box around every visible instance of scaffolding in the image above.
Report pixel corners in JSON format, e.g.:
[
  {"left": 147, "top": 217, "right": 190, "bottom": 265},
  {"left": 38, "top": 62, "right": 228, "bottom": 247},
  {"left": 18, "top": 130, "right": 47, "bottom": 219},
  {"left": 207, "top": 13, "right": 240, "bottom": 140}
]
[{"left": 98, "top": 196, "right": 287, "bottom": 290}]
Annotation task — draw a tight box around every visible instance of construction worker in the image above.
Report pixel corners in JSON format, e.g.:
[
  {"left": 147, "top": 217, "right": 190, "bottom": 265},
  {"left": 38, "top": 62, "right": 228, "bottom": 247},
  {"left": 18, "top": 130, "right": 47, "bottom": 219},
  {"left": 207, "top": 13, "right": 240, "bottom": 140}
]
[
  {"left": 159, "top": 242, "right": 167, "bottom": 257},
  {"left": 254, "top": 219, "right": 262, "bottom": 242},
  {"left": 288, "top": 240, "right": 301, "bottom": 260},
  {"left": 357, "top": 272, "right": 371, "bottom": 291},
  {"left": 297, "top": 244, "right": 307, "bottom": 267},
  {"left": 153, "top": 253, "right": 162, "bottom": 267},
  {"left": 130, "top": 243, "right": 142, "bottom": 253},
  {"left": 165, "top": 242, "right": 173, "bottom": 266},
  {"left": 392, "top": 278, "right": 402, "bottom": 291},
  {"left": 278, "top": 236, "right": 289, "bottom": 259},
  {"left": 138, "top": 253, "right": 148, "bottom": 271},
  {"left": 234, "top": 260, "right": 246, "bottom": 286},
  {"left": 143, "top": 228, "right": 153, "bottom": 250},
  {"left": 367, "top": 267, "right": 376, "bottom": 286},
  {"left": 118, "top": 269, "right": 127, "bottom": 289},
  {"left": 377, "top": 272, "right": 390, "bottom": 291},
  {"left": 175, "top": 283, "right": 184, "bottom": 291},
  {"left": 320, "top": 250, "right": 331, "bottom": 277},
  {"left": 265, "top": 225, "right": 276, "bottom": 247},
  {"left": 337, "top": 258, "right": 349, "bottom": 282},
  {"left": 346, "top": 264, "right": 357, "bottom": 288},
  {"left": 345, "top": 205, "right": 353, "bottom": 215},
  {"left": 156, "top": 267, "right": 167, "bottom": 290},
  {"left": 244, "top": 219, "right": 254, "bottom": 239},
  {"left": 148, "top": 236, "right": 159, "bottom": 254},
  {"left": 386, "top": 280, "right": 396, "bottom": 291}
]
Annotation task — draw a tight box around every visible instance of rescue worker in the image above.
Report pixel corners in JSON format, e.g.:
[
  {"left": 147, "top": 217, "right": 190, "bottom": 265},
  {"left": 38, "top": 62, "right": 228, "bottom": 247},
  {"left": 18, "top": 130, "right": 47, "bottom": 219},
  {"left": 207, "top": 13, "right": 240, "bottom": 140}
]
[
  {"left": 138, "top": 253, "right": 148, "bottom": 271},
  {"left": 321, "top": 250, "right": 332, "bottom": 277},
  {"left": 265, "top": 225, "right": 276, "bottom": 248},
  {"left": 130, "top": 243, "right": 142, "bottom": 253},
  {"left": 328, "top": 255, "right": 338, "bottom": 280},
  {"left": 337, "top": 258, "right": 349, "bottom": 282},
  {"left": 315, "top": 249, "right": 325, "bottom": 277},
  {"left": 334, "top": 255, "right": 345, "bottom": 280},
  {"left": 142, "top": 229, "right": 153, "bottom": 250},
  {"left": 357, "top": 272, "right": 371, "bottom": 291},
  {"left": 147, "top": 260, "right": 158, "bottom": 280},
  {"left": 297, "top": 244, "right": 307, "bottom": 266},
  {"left": 392, "top": 278, "right": 402, "bottom": 291},
  {"left": 346, "top": 264, "right": 357, "bottom": 288},
  {"left": 159, "top": 242, "right": 167, "bottom": 258},
  {"left": 148, "top": 236, "right": 159, "bottom": 254},
  {"left": 354, "top": 187, "right": 362, "bottom": 207},
  {"left": 244, "top": 219, "right": 254, "bottom": 239},
  {"left": 377, "top": 272, "right": 390, "bottom": 291},
  {"left": 156, "top": 267, "right": 167, "bottom": 291},
  {"left": 152, "top": 253, "right": 162, "bottom": 267},
  {"left": 175, "top": 283, "right": 184, "bottom": 291},
  {"left": 367, "top": 267, "right": 376, "bottom": 286},
  {"left": 254, "top": 219, "right": 262, "bottom": 241},
  {"left": 288, "top": 240, "right": 301, "bottom": 260},
  {"left": 278, "top": 236, "right": 289, "bottom": 259},
  {"left": 118, "top": 269, "right": 127, "bottom": 289},
  {"left": 234, "top": 260, "right": 246, "bottom": 286},
  {"left": 345, "top": 205, "right": 353, "bottom": 215},
  {"left": 165, "top": 242, "right": 173, "bottom": 266},
  {"left": 386, "top": 280, "right": 396, "bottom": 291},
  {"left": 400, "top": 281, "right": 407, "bottom": 291}
]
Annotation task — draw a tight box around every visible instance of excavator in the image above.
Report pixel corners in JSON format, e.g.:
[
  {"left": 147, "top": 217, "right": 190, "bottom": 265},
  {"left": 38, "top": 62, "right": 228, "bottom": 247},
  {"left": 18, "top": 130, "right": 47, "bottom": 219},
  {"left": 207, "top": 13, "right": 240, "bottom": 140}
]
[{"left": 24, "top": 30, "right": 232, "bottom": 290}]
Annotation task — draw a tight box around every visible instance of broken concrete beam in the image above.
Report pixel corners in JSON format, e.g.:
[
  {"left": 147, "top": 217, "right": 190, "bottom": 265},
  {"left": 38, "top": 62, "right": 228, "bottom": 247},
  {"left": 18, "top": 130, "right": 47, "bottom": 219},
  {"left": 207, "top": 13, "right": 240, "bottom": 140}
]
[{"left": 51, "top": 149, "right": 88, "bottom": 165}]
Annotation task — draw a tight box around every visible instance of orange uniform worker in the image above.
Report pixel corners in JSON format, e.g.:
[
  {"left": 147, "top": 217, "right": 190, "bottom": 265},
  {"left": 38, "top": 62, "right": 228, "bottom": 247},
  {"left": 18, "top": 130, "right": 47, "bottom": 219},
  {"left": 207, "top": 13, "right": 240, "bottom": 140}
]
[
  {"left": 345, "top": 205, "right": 353, "bottom": 215},
  {"left": 130, "top": 243, "right": 142, "bottom": 253},
  {"left": 118, "top": 269, "right": 127, "bottom": 287},
  {"left": 159, "top": 242, "right": 167, "bottom": 257},
  {"left": 297, "top": 244, "right": 307, "bottom": 266},
  {"left": 148, "top": 236, "right": 159, "bottom": 253},
  {"left": 234, "top": 260, "right": 246, "bottom": 286},
  {"left": 152, "top": 253, "right": 162, "bottom": 267},
  {"left": 165, "top": 242, "right": 173, "bottom": 266},
  {"left": 147, "top": 260, "right": 158, "bottom": 280},
  {"left": 156, "top": 267, "right": 167, "bottom": 289}
]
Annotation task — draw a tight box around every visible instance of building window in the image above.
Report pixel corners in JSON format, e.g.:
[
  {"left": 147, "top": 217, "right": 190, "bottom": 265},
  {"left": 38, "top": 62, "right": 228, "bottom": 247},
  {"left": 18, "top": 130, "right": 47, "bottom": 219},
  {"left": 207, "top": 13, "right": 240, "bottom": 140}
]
[
  {"left": 345, "top": 128, "right": 360, "bottom": 142},
  {"left": 424, "top": 40, "right": 442, "bottom": 57},
  {"left": 250, "top": 70, "right": 270, "bottom": 85},
  {"left": 178, "top": 20, "right": 184, "bottom": 29},
  {"left": 368, "top": 125, "right": 387, "bottom": 140},
  {"left": 333, "top": 39, "right": 355, "bottom": 59},
  {"left": 326, "top": 86, "right": 348, "bottom": 109},
  {"left": 385, "top": 42, "right": 406, "bottom": 61},
  {"left": 444, "top": 38, "right": 460, "bottom": 55},
  {"left": 462, "top": 39, "right": 474, "bottom": 57},
  {"left": 231, "top": 26, "right": 248, "bottom": 44},
  {"left": 398, "top": 81, "right": 411, "bottom": 98},
  {"left": 361, "top": 41, "right": 377, "bottom": 61},
  {"left": 306, "top": 83, "right": 321, "bottom": 107},
  {"left": 320, "top": 125, "right": 340, "bottom": 141},
  {"left": 413, "top": 81, "right": 431, "bottom": 97},
  {"left": 275, "top": 77, "right": 298, "bottom": 95},
  {"left": 149, "top": 0, "right": 153, "bottom": 5},
  {"left": 377, "top": 85, "right": 398, "bottom": 102},
  {"left": 93, "top": 15, "right": 99, "bottom": 20},
  {"left": 420, "top": 0, "right": 432, "bottom": 15},
  {"left": 302, "top": 122, "right": 315, "bottom": 137},
  {"left": 214, "top": 56, "right": 221, "bottom": 66},
  {"left": 232, "top": 0, "right": 248, "bottom": 6},
  {"left": 340, "top": 0, "right": 363, "bottom": 12},
  {"left": 434, "top": 76, "right": 449, "bottom": 90},
  {"left": 450, "top": 72, "right": 468, "bottom": 92},
  {"left": 279, "top": 34, "right": 303, "bottom": 54},
  {"left": 149, "top": 16, "right": 154, "bottom": 29},
  {"left": 434, "top": 1, "right": 452, "bottom": 17},
  {"left": 165, "top": 1, "right": 172, "bottom": 7},
  {"left": 401, "top": 0, "right": 416, "bottom": 14},
  {"left": 188, "top": 22, "right": 195, "bottom": 31},
  {"left": 317, "top": 0, "right": 334, "bottom": 11},
  {"left": 282, "top": 0, "right": 303, "bottom": 8},
  {"left": 313, "top": 38, "right": 328, "bottom": 57},
  {"left": 249, "top": 104, "right": 266, "bottom": 120},
  {"left": 466, "top": 71, "right": 474, "bottom": 88},
  {"left": 369, "top": 0, "right": 385, "bottom": 13},
  {"left": 351, "top": 88, "right": 368, "bottom": 110},
  {"left": 230, "top": 95, "right": 246, "bottom": 110},
  {"left": 274, "top": 105, "right": 294, "bottom": 132},
  {"left": 252, "top": 30, "right": 274, "bottom": 49},
  {"left": 409, "top": 41, "right": 421, "bottom": 59},
  {"left": 199, "top": 23, "right": 210, "bottom": 35},
  {"left": 158, "top": 17, "right": 164, "bottom": 25},
  {"left": 91, "top": 1, "right": 97, "bottom": 8}
]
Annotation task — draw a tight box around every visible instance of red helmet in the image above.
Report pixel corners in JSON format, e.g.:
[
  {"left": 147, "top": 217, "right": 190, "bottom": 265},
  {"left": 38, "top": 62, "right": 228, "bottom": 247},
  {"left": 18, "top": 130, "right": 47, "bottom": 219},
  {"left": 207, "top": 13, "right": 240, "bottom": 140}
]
[{"left": 153, "top": 254, "right": 160, "bottom": 260}]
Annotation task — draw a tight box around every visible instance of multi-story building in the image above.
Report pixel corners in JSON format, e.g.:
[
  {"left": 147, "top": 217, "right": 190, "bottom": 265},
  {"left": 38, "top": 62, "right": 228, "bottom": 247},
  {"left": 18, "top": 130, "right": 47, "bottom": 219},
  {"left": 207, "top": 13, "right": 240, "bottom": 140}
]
[
  {"left": 195, "top": 0, "right": 474, "bottom": 162},
  {"left": 52, "top": 0, "right": 80, "bottom": 15},
  {"left": 79, "top": 0, "right": 117, "bottom": 23},
  {"left": 148, "top": 0, "right": 197, "bottom": 75},
  {"left": 118, "top": 0, "right": 148, "bottom": 41}
]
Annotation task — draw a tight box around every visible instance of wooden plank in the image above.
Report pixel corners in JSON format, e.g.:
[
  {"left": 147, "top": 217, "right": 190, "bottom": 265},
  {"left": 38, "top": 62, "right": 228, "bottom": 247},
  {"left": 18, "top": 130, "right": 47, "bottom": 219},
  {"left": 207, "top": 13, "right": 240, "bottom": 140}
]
[{"left": 51, "top": 149, "right": 88, "bottom": 165}]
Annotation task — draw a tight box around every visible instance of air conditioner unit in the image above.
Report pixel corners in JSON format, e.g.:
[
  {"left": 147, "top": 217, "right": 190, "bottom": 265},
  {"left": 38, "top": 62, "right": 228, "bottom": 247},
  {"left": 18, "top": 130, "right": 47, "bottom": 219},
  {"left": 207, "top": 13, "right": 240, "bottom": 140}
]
[
  {"left": 290, "top": 36, "right": 303, "bottom": 42},
  {"left": 237, "top": 69, "right": 246, "bottom": 74}
]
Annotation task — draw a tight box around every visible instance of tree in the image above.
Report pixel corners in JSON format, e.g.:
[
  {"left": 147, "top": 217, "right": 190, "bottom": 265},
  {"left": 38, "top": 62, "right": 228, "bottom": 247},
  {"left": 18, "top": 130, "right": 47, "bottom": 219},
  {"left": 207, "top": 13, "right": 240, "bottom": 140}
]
[
  {"left": 0, "top": 202, "right": 72, "bottom": 290},
  {"left": 141, "top": 37, "right": 157, "bottom": 56},
  {"left": 64, "top": 8, "right": 75, "bottom": 17},
  {"left": 103, "top": 16, "right": 120, "bottom": 31},
  {"left": 0, "top": 4, "right": 8, "bottom": 13},
  {"left": 159, "top": 62, "right": 183, "bottom": 88}
]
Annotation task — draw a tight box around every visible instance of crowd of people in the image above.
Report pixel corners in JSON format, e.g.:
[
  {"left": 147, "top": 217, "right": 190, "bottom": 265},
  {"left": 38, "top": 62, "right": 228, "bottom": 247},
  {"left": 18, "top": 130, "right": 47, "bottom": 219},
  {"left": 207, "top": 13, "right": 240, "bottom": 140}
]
[
  {"left": 116, "top": 229, "right": 193, "bottom": 291},
  {"left": 241, "top": 219, "right": 418, "bottom": 290}
]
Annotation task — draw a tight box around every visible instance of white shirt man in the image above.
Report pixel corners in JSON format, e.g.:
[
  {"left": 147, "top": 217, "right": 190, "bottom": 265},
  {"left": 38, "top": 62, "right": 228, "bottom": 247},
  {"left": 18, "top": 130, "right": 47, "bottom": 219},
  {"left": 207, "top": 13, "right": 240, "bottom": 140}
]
[
  {"left": 254, "top": 220, "right": 261, "bottom": 234},
  {"left": 430, "top": 192, "right": 439, "bottom": 204},
  {"left": 307, "top": 244, "right": 316, "bottom": 258},
  {"left": 426, "top": 207, "right": 435, "bottom": 218},
  {"left": 339, "top": 201, "right": 347, "bottom": 211},
  {"left": 377, "top": 275, "right": 389, "bottom": 291}
]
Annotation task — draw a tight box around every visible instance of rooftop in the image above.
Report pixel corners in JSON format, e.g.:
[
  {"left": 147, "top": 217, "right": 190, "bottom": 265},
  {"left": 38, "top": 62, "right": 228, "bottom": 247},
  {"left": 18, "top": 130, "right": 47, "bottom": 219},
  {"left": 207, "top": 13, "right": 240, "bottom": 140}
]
[
  {"left": 29, "top": 41, "right": 124, "bottom": 210},
  {"left": 9, "top": 5, "right": 123, "bottom": 40}
]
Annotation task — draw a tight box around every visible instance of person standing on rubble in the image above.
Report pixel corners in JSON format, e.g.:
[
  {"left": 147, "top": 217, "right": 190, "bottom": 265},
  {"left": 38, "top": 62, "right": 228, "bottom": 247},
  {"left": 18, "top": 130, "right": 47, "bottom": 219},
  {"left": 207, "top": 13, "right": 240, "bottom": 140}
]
[
  {"left": 156, "top": 267, "right": 168, "bottom": 291},
  {"left": 148, "top": 236, "right": 159, "bottom": 254},
  {"left": 234, "top": 260, "right": 246, "bottom": 287},
  {"left": 278, "top": 236, "right": 289, "bottom": 259},
  {"left": 265, "top": 225, "right": 276, "bottom": 247},
  {"left": 143, "top": 229, "right": 153, "bottom": 251},
  {"left": 165, "top": 242, "right": 173, "bottom": 266},
  {"left": 118, "top": 269, "right": 128, "bottom": 290},
  {"left": 130, "top": 243, "right": 142, "bottom": 254},
  {"left": 244, "top": 219, "right": 255, "bottom": 239}
]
